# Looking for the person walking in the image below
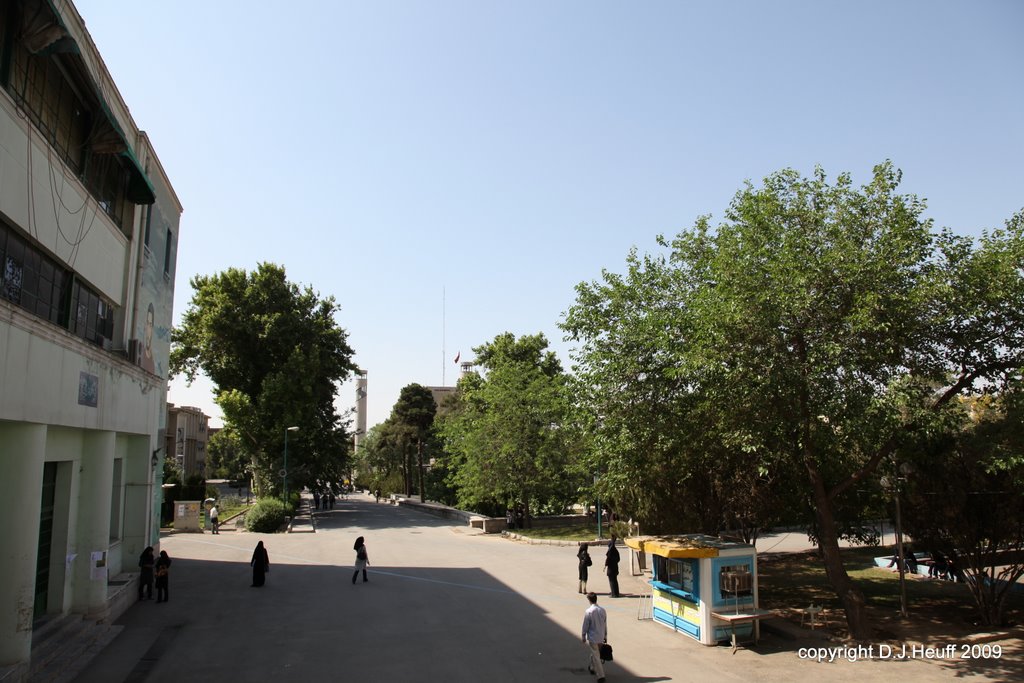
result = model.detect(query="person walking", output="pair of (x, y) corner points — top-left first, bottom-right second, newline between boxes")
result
(251, 541), (270, 587)
(605, 536), (621, 597)
(352, 536), (369, 584)
(209, 505), (219, 534)
(154, 550), (171, 603)
(581, 592), (608, 682)
(138, 546), (155, 601)
(577, 543), (592, 594)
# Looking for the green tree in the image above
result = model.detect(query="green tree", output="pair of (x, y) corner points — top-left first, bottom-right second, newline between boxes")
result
(437, 332), (577, 522)
(171, 263), (358, 498)
(207, 427), (246, 480)
(563, 250), (800, 539)
(353, 423), (406, 496)
(390, 384), (437, 502)
(565, 164), (1024, 639)
(902, 385), (1024, 627)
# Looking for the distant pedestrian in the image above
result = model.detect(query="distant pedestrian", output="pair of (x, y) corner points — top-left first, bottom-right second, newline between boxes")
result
(374, 488), (381, 503)
(577, 543), (592, 594)
(605, 536), (620, 597)
(581, 592), (608, 682)
(352, 536), (369, 584)
(155, 550), (171, 603)
(506, 508), (515, 530)
(209, 505), (219, 534)
(251, 541), (270, 587)
(328, 491), (336, 509)
(138, 547), (154, 601)
(313, 490), (321, 510)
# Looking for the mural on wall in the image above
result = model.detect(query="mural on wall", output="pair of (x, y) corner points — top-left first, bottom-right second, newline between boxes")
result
(136, 200), (176, 379)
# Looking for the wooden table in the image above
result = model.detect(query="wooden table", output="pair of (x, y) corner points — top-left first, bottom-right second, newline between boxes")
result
(711, 609), (777, 654)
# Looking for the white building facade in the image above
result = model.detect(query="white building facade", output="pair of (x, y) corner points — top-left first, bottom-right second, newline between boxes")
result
(0, 0), (180, 677)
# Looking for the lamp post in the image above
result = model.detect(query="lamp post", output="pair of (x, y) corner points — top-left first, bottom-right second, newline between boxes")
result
(882, 461), (914, 618)
(284, 426), (299, 507)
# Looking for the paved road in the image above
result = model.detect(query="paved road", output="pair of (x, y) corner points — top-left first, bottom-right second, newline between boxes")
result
(77, 493), (1020, 682)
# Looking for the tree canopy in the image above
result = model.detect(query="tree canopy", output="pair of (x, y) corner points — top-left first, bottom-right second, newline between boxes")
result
(437, 332), (581, 520)
(563, 163), (1024, 639)
(170, 263), (358, 496)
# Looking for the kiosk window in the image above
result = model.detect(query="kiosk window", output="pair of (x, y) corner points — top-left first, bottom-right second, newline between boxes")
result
(655, 556), (696, 594)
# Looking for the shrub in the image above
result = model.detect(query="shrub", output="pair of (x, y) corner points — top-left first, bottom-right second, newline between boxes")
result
(245, 498), (287, 533)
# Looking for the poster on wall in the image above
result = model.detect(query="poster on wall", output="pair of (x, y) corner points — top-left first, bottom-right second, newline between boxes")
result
(90, 550), (107, 581)
(78, 372), (98, 407)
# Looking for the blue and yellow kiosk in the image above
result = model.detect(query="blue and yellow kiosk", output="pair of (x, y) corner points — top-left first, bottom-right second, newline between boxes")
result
(624, 534), (773, 651)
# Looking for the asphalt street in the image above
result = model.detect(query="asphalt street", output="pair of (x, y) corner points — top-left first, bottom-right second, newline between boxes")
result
(75, 492), (1020, 682)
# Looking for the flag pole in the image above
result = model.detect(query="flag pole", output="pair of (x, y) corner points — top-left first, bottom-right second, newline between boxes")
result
(442, 286), (446, 387)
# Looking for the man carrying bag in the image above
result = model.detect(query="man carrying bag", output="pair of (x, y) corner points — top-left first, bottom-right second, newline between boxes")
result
(581, 592), (609, 682)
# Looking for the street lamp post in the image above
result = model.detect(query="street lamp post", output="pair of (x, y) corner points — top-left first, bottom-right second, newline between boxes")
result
(882, 461), (914, 618)
(284, 426), (299, 508)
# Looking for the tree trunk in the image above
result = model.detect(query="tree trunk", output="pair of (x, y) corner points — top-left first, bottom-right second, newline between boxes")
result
(417, 438), (425, 503)
(808, 464), (873, 640)
(404, 446), (412, 496)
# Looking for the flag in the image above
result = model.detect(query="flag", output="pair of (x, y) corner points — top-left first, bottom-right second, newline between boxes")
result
(453, 351), (461, 364)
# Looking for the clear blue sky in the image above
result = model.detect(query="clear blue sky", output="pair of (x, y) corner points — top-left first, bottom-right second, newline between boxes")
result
(75, 0), (1023, 430)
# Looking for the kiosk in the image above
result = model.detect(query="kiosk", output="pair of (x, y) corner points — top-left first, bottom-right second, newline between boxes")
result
(625, 534), (773, 650)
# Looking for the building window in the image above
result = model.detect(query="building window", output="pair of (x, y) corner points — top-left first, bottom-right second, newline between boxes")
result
(163, 229), (173, 277)
(143, 205), (152, 253)
(6, 39), (89, 173)
(1, 11), (135, 234)
(654, 556), (697, 597)
(68, 278), (114, 348)
(1, 221), (113, 349)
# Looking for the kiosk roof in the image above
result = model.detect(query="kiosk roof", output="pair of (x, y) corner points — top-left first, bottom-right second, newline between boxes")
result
(623, 534), (754, 558)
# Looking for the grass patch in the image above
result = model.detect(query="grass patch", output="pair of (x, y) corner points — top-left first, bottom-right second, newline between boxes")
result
(512, 525), (605, 541)
(759, 545), (1024, 639)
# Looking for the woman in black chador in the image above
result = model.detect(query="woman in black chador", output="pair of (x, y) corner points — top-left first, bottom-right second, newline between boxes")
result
(605, 536), (621, 597)
(138, 546), (155, 601)
(352, 536), (369, 584)
(577, 543), (592, 594)
(251, 541), (270, 587)
(155, 550), (172, 603)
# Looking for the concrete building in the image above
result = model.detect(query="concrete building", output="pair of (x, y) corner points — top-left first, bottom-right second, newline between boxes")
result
(0, 1), (180, 678)
(165, 404), (209, 479)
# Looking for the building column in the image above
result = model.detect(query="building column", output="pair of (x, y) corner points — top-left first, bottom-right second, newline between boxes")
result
(72, 431), (114, 618)
(122, 436), (152, 560)
(0, 423), (46, 668)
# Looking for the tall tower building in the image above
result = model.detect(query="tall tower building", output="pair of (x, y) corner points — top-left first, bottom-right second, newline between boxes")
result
(354, 372), (368, 452)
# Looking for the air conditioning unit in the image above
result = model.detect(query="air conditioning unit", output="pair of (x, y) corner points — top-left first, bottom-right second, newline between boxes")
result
(127, 339), (143, 365)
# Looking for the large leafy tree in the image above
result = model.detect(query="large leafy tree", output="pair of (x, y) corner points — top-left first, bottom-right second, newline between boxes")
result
(391, 383), (437, 501)
(565, 163), (1023, 639)
(171, 263), (358, 497)
(207, 426), (247, 481)
(563, 250), (798, 538)
(437, 333), (578, 521)
(353, 423), (408, 497)
(901, 385), (1024, 627)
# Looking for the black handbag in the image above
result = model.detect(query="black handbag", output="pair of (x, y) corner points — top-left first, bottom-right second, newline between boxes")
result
(599, 642), (613, 662)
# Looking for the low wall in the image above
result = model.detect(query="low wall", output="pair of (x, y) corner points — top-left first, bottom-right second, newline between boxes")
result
(396, 499), (481, 525)
(98, 572), (138, 624)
